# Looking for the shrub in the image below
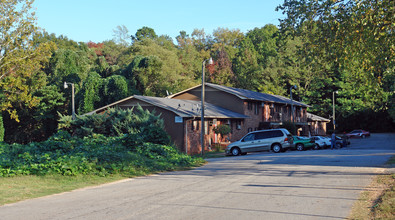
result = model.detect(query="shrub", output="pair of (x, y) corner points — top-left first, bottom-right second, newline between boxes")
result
(0, 134), (203, 177)
(58, 105), (170, 145)
(213, 124), (231, 142)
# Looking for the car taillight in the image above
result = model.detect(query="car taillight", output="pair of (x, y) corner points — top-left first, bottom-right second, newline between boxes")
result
(284, 137), (288, 142)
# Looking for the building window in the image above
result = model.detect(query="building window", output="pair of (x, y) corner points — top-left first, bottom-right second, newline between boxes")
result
(192, 120), (199, 131)
(205, 121), (209, 135)
(248, 102), (252, 110)
(254, 103), (259, 115)
(236, 120), (242, 130)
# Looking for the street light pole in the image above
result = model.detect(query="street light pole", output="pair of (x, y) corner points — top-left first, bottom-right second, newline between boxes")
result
(201, 57), (213, 156)
(64, 82), (76, 120)
(333, 91), (338, 132)
(290, 85), (297, 124)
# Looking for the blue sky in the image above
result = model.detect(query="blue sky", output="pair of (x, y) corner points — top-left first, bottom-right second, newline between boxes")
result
(33, 0), (286, 43)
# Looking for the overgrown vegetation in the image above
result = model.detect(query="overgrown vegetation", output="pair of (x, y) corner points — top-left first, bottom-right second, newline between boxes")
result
(0, 107), (203, 177)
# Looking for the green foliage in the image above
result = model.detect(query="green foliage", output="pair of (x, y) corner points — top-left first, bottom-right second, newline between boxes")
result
(77, 72), (103, 114)
(0, 0), (55, 121)
(133, 26), (158, 42)
(213, 124), (231, 136)
(48, 48), (92, 86)
(277, 0), (395, 126)
(2, 84), (65, 144)
(0, 131), (203, 177)
(58, 106), (170, 145)
(101, 75), (129, 105)
(0, 115), (4, 142)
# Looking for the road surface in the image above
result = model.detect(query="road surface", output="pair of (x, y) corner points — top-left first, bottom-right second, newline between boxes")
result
(1, 133), (394, 220)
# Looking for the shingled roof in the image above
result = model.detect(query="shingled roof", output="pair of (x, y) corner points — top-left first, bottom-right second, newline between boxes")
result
(307, 113), (330, 122)
(169, 83), (310, 107)
(86, 95), (248, 119)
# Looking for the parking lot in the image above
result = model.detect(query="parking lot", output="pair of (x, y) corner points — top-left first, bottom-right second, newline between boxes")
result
(1, 133), (394, 220)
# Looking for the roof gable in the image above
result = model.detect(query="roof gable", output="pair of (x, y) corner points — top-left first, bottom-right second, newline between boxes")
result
(86, 95), (248, 119)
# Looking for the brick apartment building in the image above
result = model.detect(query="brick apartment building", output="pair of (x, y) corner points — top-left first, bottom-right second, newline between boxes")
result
(88, 83), (329, 155)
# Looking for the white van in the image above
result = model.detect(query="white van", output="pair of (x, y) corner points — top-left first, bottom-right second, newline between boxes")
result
(225, 129), (293, 156)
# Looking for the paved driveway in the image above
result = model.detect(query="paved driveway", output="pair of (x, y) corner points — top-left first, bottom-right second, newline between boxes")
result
(1, 134), (394, 220)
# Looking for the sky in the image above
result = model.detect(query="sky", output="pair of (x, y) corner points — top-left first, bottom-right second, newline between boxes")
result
(33, 0), (286, 43)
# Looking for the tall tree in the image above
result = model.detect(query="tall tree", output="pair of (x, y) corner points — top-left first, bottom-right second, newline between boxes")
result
(132, 26), (158, 42)
(278, 0), (394, 125)
(0, 0), (54, 121)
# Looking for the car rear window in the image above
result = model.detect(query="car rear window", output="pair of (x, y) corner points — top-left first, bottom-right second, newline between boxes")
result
(257, 130), (283, 139)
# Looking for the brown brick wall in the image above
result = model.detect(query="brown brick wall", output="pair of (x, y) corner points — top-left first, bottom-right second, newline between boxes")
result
(184, 119), (221, 155)
(229, 101), (262, 142)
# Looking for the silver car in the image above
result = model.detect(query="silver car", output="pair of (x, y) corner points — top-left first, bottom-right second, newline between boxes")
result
(225, 129), (293, 156)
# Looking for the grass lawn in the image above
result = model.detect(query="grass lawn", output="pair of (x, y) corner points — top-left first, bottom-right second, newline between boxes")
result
(348, 156), (395, 219)
(0, 174), (126, 205)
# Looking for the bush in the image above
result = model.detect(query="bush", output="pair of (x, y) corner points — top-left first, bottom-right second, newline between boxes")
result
(0, 132), (203, 177)
(0, 105), (203, 177)
(58, 105), (170, 145)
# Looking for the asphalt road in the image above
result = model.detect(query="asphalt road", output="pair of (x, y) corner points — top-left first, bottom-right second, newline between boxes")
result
(1, 133), (394, 220)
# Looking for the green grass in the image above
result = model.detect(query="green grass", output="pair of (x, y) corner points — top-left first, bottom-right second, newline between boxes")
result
(0, 174), (125, 205)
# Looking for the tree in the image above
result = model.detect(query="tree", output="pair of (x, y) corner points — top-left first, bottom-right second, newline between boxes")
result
(77, 72), (103, 114)
(112, 25), (130, 46)
(176, 31), (204, 80)
(100, 75), (129, 105)
(125, 39), (192, 96)
(245, 25), (279, 68)
(132, 26), (158, 42)
(277, 0), (394, 124)
(0, 0), (54, 121)
(47, 48), (92, 87)
(211, 27), (244, 60)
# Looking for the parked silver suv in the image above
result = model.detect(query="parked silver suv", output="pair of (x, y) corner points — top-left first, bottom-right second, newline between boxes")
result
(225, 128), (293, 156)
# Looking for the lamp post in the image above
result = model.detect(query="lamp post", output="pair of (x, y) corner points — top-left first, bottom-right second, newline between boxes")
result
(290, 85), (297, 124)
(64, 82), (76, 120)
(201, 57), (213, 156)
(333, 91), (338, 132)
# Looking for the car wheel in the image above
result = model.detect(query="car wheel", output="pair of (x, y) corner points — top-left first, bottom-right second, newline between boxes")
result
(272, 144), (282, 153)
(296, 143), (304, 151)
(361, 134), (366, 139)
(313, 143), (320, 150)
(231, 147), (241, 156)
(336, 143), (342, 148)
